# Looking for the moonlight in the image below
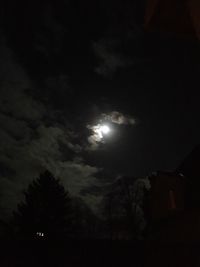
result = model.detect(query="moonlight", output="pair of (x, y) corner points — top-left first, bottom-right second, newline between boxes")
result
(99, 125), (110, 135)
(96, 124), (111, 139)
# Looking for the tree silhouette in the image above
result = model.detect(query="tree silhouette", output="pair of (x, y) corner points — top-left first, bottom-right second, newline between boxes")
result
(13, 170), (73, 240)
(104, 176), (147, 240)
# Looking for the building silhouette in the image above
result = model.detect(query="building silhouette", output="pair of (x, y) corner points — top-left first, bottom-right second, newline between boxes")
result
(145, 147), (200, 266)
(146, 146), (200, 242)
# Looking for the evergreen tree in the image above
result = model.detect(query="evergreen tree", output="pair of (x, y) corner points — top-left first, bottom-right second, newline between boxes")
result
(13, 170), (72, 240)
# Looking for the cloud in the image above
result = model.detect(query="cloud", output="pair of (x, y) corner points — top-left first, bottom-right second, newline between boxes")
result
(87, 134), (103, 151)
(86, 124), (106, 151)
(93, 39), (132, 77)
(0, 39), (101, 219)
(102, 111), (135, 125)
(57, 162), (99, 196)
(0, 85), (45, 121)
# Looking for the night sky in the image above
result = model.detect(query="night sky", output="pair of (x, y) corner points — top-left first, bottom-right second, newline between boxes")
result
(0, 0), (200, 218)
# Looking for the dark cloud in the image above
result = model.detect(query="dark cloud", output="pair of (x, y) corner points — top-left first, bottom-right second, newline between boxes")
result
(0, 39), (102, 218)
(93, 39), (132, 77)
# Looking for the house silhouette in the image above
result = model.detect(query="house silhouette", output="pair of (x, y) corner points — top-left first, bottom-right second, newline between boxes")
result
(146, 146), (200, 242)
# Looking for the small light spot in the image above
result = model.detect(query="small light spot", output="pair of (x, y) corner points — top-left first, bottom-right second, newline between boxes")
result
(36, 232), (44, 237)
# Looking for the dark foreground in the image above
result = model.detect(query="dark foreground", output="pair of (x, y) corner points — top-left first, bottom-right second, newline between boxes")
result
(1, 241), (200, 267)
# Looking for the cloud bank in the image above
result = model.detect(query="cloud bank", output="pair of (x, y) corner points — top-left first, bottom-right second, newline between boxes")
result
(0, 38), (101, 218)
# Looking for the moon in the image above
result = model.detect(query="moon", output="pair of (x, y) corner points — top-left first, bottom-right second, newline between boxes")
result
(87, 123), (111, 144)
(100, 125), (110, 135)
(95, 124), (111, 140)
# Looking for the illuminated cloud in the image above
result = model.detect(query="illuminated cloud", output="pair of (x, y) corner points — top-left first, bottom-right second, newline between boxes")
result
(102, 111), (135, 125)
